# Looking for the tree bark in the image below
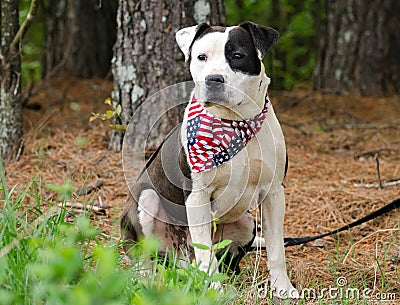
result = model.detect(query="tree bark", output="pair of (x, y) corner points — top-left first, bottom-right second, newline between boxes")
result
(314, 0), (400, 95)
(0, 0), (22, 163)
(43, 0), (117, 78)
(109, 0), (225, 151)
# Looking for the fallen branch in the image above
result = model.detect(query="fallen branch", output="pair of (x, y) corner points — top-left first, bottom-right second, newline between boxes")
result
(58, 202), (107, 215)
(374, 153), (383, 189)
(354, 179), (400, 189)
(355, 147), (400, 159)
(76, 179), (103, 196)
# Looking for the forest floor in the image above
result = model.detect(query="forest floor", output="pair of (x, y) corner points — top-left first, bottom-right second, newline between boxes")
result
(5, 76), (400, 303)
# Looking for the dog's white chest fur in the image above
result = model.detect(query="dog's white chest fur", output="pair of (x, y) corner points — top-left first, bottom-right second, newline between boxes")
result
(181, 101), (286, 223)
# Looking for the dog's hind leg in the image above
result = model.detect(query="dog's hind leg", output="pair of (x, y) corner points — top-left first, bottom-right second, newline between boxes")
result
(137, 189), (160, 237)
(120, 185), (162, 275)
(120, 183), (160, 256)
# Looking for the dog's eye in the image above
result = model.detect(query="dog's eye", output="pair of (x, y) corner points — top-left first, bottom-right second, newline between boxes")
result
(233, 53), (245, 59)
(197, 54), (207, 61)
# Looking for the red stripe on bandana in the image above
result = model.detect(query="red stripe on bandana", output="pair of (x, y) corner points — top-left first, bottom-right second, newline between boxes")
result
(186, 95), (270, 173)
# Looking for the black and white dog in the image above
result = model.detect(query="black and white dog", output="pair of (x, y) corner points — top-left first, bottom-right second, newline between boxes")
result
(121, 21), (298, 301)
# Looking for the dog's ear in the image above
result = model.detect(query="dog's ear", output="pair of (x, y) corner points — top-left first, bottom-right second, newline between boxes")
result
(239, 21), (279, 59)
(176, 23), (210, 62)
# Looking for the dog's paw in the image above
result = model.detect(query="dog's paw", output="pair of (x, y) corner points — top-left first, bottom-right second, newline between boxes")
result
(272, 287), (299, 300)
(270, 277), (299, 304)
(272, 295), (300, 305)
(271, 286), (299, 305)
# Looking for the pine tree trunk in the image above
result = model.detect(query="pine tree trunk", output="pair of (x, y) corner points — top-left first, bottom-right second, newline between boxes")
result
(0, 0), (22, 163)
(314, 0), (400, 95)
(109, 0), (225, 151)
(43, 0), (117, 78)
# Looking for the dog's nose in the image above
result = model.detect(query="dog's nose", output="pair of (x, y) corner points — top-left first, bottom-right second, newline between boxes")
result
(205, 74), (225, 89)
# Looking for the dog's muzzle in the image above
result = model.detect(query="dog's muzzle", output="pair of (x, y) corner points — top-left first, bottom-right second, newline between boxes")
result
(205, 74), (225, 89)
(204, 74), (229, 103)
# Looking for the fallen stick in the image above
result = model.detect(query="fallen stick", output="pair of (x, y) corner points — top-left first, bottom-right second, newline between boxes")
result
(354, 179), (400, 189)
(374, 153), (383, 189)
(58, 201), (107, 215)
(76, 179), (103, 196)
(355, 147), (400, 159)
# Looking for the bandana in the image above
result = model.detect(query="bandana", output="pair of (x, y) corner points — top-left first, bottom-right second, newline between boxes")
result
(186, 94), (270, 173)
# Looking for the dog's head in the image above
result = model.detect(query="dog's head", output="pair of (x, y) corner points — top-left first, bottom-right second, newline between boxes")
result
(176, 22), (279, 107)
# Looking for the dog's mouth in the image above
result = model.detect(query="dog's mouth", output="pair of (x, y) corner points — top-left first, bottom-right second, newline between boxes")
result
(204, 90), (230, 105)
(198, 82), (244, 106)
(204, 94), (243, 107)
(205, 96), (227, 104)
(204, 101), (229, 110)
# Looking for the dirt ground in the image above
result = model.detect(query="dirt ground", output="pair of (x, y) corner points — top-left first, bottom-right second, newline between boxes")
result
(5, 76), (400, 300)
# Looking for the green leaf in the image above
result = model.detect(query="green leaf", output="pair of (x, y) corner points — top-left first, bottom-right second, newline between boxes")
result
(89, 113), (99, 122)
(141, 236), (162, 256)
(74, 136), (87, 147)
(0, 290), (15, 305)
(93, 246), (117, 277)
(45, 181), (74, 200)
(109, 124), (127, 132)
(210, 273), (229, 283)
(212, 239), (232, 251)
(69, 102), (80, 112)
(314, 124), (326, 133)
(104, 110), (115, 119)
(115, 104), (122, 116)
(104, 97), (112, 106)
(76, 216), (98, 239)
(190, 243), (209, 250)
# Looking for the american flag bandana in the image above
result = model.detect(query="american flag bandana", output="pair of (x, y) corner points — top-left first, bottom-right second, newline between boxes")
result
(186, 94), (270, 173)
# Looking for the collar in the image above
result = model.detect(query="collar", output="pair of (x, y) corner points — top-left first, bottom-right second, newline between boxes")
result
(186, 94), (270, 173)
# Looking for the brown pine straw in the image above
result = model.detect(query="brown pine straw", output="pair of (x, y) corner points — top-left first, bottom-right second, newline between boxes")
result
(4, 78), (400, 299)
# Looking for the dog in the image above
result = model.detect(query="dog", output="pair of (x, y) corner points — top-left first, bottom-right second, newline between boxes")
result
(120, 21), (299, 301)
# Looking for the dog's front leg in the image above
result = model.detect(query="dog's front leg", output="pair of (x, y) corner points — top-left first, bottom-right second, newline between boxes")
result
(262, 185), (299, 301)
(186, 191), (219, 277)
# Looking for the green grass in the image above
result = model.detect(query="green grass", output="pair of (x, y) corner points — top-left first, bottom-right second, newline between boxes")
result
(0, 160), (237, 305)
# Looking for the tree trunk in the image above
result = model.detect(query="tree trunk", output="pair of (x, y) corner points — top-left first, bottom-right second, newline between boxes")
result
(43, 0), (117, 78)
(0, 0), (22, 163)
(109, 0), (225, 151)
(314, 0), (400, 95)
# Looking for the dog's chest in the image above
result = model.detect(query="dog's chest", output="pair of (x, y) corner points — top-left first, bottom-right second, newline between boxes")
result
(191, 126), (277, 222)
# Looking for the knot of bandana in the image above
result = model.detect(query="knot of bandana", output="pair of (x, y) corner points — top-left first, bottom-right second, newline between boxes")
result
(186, 95), (270, 173)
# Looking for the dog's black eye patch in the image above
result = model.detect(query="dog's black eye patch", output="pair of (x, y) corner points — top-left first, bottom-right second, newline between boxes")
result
(225, 27), (261, 75)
